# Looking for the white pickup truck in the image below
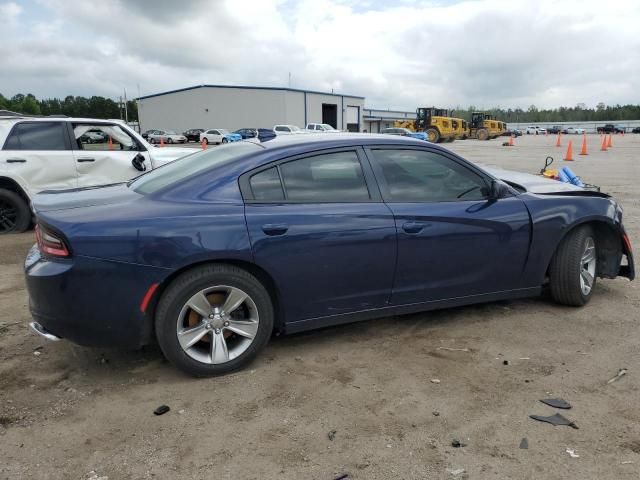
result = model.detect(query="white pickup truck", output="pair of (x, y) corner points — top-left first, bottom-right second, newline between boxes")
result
(0, 116), (193, 233)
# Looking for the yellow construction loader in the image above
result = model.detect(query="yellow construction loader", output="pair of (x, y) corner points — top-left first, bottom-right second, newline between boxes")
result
(394, 107), (457, 143)
(469, 112), (503, 140)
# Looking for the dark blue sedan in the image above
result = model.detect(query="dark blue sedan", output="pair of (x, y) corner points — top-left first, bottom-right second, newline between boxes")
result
(25, 135), (634, 376)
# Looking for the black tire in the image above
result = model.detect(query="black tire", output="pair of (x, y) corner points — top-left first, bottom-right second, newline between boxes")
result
(155, 264), (274, 377)
(167, 138), (174, 144)
(222, 138), (228, 143)
(425, 128), (440, 143)
(0, 188), (31, 234)
(477, 128), (489, 141)
(548, 226), (597, 306)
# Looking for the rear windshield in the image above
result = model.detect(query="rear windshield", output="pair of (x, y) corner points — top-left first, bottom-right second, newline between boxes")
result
(130, 142), (262, 194)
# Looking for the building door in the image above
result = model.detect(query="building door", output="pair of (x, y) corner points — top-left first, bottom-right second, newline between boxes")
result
(322, 103), (338, 129)
(346, 106), (360, 132)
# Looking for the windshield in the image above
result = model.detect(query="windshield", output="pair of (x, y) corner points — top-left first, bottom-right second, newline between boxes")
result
(321, 124), (336, 130)
(130, 142), (262, 194)
(289, 126), (301, 132)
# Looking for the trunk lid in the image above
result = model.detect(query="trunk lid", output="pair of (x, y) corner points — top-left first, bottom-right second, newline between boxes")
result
(32, 183), (140, 213)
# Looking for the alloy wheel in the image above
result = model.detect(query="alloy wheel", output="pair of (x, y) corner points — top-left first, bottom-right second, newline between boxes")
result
(580, 237), (596, 295)
(0, 200), (17, 232)
(176, 286), (259, 364)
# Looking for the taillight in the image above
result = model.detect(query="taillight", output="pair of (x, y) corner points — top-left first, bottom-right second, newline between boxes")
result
(623, 233), (633, 253)
(35, 224), (70, 258)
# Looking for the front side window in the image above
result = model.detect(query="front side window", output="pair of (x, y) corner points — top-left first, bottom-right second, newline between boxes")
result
(369, 149), (488, 202)
(3, 122), (67, 150)
(278, 151), (370, 202)
(73, 123), (138, 151)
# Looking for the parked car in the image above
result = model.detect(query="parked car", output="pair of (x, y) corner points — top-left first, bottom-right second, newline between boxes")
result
(234, 128), (277, 142)
(632, 127), (640, 134)
(563, 127), (585, 134)
(200, 129), (242, 145)
(597, 124), (625, 134)
(537, 127), (547, 134)
(525, 126), (542, 135)
(25, 134), (634, 376)
(501, 128), (522, 137)
(183, 129), (204, 142)
(0, 117), (193, 233)
(546, 126), (562, 134)
(141, 129), (161, 140)
(147, 130), (188, 144)
(306, 123), (342, 133)
(381, 127), (429, 141)
(273, 125), (304, 135)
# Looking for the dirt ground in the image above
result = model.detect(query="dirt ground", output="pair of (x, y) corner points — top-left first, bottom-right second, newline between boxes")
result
(1, 133), (639, 480)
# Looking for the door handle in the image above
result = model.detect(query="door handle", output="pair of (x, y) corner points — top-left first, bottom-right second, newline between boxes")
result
(402, 221), (427, 234)
(6, 158), (26, 163)
(77, 158), (95, 162)
(262, 223), (289, 236)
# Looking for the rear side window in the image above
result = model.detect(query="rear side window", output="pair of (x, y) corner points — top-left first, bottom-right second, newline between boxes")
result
(250, 167), (284, 201)
(3, 122), (67, 150)
(280, 151), (370, 202)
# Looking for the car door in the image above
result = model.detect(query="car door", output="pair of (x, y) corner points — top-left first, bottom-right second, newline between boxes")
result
(70, 122), (150, 187)
(365, 146), (531, 305)
(242, 148), (397, 324)
(0, 121), (77, 195)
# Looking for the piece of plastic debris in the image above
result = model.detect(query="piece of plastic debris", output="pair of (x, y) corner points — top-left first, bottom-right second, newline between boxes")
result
(33, 351), (41, 357)
(328, 430), (337, 441)
(386, 444), (392, 448)
(621, 461), (634, 464)
(530, 413), (578, 429)
(153, 405), (170, 416)
(334, 474), (349, 480)
(519, 438), (528, 449)
(540, 398), (572, 409)
(437, 347), (470, 352)
(566, 448), (580, 458)
(451, 439), (467, 448)
(519, 357), (530, 360)
(177, 409), (185, 415)
(607, 368), (627, 384)
(503, 360), (510, 365)
(431, 379), (441, 384)
(447, 468), (465, 476)
(433, 411), (440, 416)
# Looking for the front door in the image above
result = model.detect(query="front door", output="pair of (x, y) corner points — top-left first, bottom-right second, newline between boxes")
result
(366, 147), (531, 305)
(243, 149), (396, 323)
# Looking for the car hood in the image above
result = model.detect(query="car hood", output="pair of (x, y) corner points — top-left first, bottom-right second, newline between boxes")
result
(33, 183), (139, 213)
(149, 146), (194, 165)
(481, 165), (590, 194)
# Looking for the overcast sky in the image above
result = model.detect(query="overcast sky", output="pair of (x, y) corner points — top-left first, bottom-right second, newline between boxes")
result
(2, 0), (639, 110)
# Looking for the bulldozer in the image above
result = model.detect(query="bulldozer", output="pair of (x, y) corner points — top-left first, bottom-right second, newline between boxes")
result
(394, 107), (457, 143)
(469, 112), (503, 140)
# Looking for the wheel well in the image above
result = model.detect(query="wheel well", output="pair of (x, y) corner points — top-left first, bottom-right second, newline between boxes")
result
(547, 220), (622, 279)
(143, 259), (284, 344)
(0, 176), (29, 204)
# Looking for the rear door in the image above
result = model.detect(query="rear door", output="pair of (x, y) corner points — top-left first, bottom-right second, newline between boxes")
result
(365, 146), (531, 305)
(242, 148), (397, 323)
(0, 121), (77, 195)
(70, 122), (150, 187)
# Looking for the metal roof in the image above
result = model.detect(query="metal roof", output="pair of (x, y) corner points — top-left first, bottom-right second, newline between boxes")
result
(136, 84), (365, 101)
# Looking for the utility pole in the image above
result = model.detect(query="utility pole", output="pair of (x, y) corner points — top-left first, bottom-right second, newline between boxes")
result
(124, 89), (129, 124)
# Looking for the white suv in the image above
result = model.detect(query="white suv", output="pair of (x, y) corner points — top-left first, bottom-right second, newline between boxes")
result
(0, 116), (193, 233)
(305, 123), (342, 133)
(273, 125), (304, 135)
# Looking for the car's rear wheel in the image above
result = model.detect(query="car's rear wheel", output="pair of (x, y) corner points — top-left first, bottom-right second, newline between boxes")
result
(0, 189), (31, 234)
(222, 138), (228, 143)
(168, 138), (174, 144)
(549, 226), (597, 306)
(155, 264), (274, 376)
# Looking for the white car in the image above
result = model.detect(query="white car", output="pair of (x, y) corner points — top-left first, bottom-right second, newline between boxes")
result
(273, 125), (304, 135)
(147, 130), (187, 144)
(306, 123), (342, 133)
(0, 116), (193, 233)
(199, 129), (242, 145)
(564, 127), (585, 134)
(525, 126), (546, 135)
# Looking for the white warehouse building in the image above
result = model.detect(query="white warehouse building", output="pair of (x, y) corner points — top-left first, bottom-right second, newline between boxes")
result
(136, 84), (365, 133)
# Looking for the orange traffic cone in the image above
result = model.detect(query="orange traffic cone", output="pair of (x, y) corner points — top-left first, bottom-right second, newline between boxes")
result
(607, 134), (613, 148)
(555, 133), (561, 147)
(160, 136), (165, 147)
(108, 136), (113, 150)
(201, 138), (207, 150)
(564, 140), (574, 161)
(579, 134), (588, 155)
(508, 135), (514, 146)
(601, 136), (608, 151)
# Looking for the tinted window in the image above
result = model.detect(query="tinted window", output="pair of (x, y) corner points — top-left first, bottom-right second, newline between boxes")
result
(250, 167), (284, 201)
(369, 149), (488, 202)
(130, 142), (261, 195)
(279, 151), (370, 202)
(73, 123), (138, 151)
(4, 122), (67, 150)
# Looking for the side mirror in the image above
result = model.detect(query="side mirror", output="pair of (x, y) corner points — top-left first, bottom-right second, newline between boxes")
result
(489, 180), (509, 200)
(132, 153), (147, 172)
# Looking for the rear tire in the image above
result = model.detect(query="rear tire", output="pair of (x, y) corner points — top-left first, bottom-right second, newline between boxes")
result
(477, 128), (489, 141)
(0, 188), (31, 234)
(155, 264), (274, 377)
(549, 226), (597, 306)
(426, 128), (440, 143)
(222, 138), (228, 144)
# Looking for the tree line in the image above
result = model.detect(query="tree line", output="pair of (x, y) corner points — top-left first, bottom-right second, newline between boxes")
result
(0, 93), (138, 121)
(450, 103), (640, 123)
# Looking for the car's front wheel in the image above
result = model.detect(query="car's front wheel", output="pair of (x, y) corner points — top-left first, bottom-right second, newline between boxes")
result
(549, 226), (597, 306)
(222, 138), (228, 143)
(155, 264), (274, 376)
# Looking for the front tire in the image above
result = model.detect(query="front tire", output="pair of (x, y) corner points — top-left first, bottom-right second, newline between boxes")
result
(0, 188), (31, 234)
(155, 264), (274, 377)
(549, 226), (597, 306)
(222, 138), (228, 143)
(425, 128), (440, 143)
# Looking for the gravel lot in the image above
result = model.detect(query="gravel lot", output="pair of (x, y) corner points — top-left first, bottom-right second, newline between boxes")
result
(1, 133), (638, 479)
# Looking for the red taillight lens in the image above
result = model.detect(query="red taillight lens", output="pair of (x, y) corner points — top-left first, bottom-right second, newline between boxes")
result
(623, 233), (633, 253)
(35, 224), (70, 258)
